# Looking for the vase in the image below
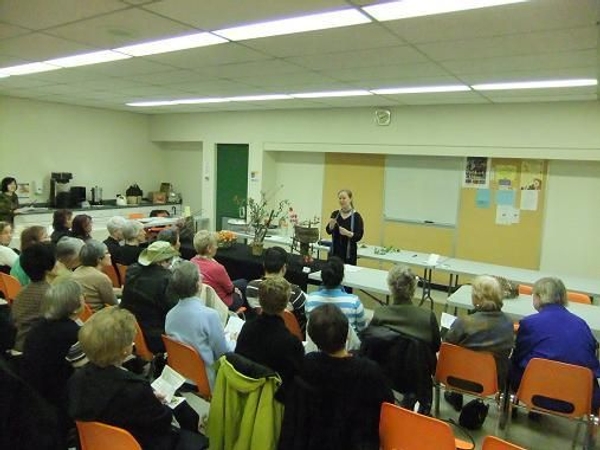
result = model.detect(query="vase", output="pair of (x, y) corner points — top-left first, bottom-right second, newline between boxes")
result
(250, 241), (264, 256)
(218, 241), (232, 249)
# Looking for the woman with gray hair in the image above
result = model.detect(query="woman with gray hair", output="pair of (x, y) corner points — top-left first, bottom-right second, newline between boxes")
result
(511, 276), (600, 411)
(72, 239), (118, 311)
(165, 260), (231, 389)
(103, 215), (127, 264)
(48, 236), (84, 284)
(21, 280), (87, 435)
(120, 219), (147, 265)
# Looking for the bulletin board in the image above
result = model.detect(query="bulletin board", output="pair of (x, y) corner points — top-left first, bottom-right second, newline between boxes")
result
(454, 158), (546, 269)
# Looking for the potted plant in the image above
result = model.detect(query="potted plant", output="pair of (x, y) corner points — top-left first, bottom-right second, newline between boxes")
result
(234, 192), (289, 255)
(292, 215), (321, 263)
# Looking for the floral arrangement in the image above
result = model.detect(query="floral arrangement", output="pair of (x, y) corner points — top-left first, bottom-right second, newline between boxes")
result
(234, 191), (290, 244)
(217, 230), (237, 248)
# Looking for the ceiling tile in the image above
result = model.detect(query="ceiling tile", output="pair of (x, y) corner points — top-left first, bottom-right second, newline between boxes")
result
(0, 0), (127, 30)
(123, 69), (205, 85)
(231, 71), (338, 89)
(321, 62), (451, 83)
(489, 93), (597, 103)
(0, 32), (93, 63)
(0, 22), (31, 40)
(45, 7), (196, 49)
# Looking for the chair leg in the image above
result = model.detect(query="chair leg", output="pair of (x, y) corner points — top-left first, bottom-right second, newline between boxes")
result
(434, 384), (441, 417)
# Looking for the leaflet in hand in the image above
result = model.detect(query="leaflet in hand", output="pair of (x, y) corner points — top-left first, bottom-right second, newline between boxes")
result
(151, 365), (186, 408)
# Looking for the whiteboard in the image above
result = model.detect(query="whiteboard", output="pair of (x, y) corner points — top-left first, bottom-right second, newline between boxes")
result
(383, 155), (462, 226)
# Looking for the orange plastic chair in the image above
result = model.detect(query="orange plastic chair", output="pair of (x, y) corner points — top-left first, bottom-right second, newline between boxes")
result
(102, 265), (121, 289)
(76, 421), (141, 450)
(567, 291), (592, 305)
(282, 310), (303, 341)
(128, 213), (144, 219)
(132, 319), (154, 362)
(508, 358), (595, 447)
(78, 302), (94, 322)
(434, 343), (500, 418)
(380, 402), (473, 450)
(116, 263), (128, 287)
(162, 334), (211, 400)
(482, 435), (526, 450)
(0, 272), (22, 304)
(518, 284), (532, 295)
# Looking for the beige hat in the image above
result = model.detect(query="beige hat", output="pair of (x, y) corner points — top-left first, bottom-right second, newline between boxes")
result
(138, 241), (179, 266)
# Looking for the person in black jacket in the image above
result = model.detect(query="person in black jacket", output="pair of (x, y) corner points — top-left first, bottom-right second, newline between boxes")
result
(120, 241), (179, 353)
(279, 304), (393, 450)
(68, 306), (207, 450)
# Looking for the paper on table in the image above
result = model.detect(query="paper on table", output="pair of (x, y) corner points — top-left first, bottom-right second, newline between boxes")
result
(152, 365), (186, 403)
(426, 254), (440, 265)
(344, 265), (361, 273)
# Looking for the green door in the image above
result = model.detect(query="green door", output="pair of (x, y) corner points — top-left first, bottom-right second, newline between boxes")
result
(216, 144), (249, 231)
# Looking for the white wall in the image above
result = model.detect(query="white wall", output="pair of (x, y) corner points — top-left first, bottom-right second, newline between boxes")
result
(0, 96), (164, 203)
(541, 160), (600, 278)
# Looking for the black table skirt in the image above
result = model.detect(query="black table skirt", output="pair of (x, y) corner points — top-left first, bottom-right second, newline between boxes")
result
(180, 242), (324, 291)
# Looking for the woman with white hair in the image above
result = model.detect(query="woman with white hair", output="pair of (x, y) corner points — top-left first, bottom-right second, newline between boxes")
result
(103, 215), (127, 264)
(511, 277), (600, 411)
(120, 220), (147, 265)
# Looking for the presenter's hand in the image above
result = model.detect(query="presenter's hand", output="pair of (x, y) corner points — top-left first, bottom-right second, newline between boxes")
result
(328, 218), (337, 229)
(339, 226), (353, 237)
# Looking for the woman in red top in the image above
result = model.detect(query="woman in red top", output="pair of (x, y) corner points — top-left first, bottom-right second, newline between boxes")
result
(190, 230), (246, 311)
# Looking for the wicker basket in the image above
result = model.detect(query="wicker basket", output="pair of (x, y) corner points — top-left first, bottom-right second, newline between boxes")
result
(294, 226), (319, 244)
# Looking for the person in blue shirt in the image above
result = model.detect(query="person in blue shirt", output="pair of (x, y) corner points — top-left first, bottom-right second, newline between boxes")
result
(510, 276), (600, 411)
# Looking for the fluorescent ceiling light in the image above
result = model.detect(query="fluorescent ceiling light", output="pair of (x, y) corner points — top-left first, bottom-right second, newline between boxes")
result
(472, 79), (598, 90)
(363, 0), (528, 21)
(0, 73), (9, 79)
(127, 100), (179, 107)
(0, 62), (60, 76)
(46, 50), (131, 68)
(292, 90), (372, 98)
(214, 9), (370, 41)
(176, 98), (230, 105)
(371, 85), (470, 94)
(229, 94), (291, 101)
(115, 32), (227, 57)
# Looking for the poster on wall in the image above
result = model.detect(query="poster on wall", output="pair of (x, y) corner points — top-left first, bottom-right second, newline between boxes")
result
(495, 164), (517, 189)
(520, 159), (544, 190)
(463, 157), (490, 188)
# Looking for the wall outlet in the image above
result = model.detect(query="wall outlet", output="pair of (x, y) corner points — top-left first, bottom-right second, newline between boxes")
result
(35, 186), (43, 195)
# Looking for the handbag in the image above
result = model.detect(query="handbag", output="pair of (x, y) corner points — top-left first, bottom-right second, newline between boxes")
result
(458, 399), (489, 430)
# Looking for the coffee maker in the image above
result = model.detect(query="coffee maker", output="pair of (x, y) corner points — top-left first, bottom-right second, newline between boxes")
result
(50, 172), (73, 208)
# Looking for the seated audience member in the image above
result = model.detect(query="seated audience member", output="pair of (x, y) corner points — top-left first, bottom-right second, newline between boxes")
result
(510, 277), (600, 411)
(191, 230), (247, 311)
(120, 241), (178, 354)
(72, 240), (118, 312)
(0, 221), (18, 269)
(362, 265), (440, 414)
(11, 225), (50, 285)
(120, 220), (147, 265)
(246, 246), (307, 332)
(21, 280), (86, 434)
(50, 209), (73, 244)
(48, 237), (84, 284)
(157, 227), (183, 269)
(68, 307), (207, 450)
(278, 304), (394, 450)
(70, 214), (93, 242)
(165, 261), (231, 389)
(306, 256), (366, 333)
(235, 276), (304, 399)
(11, 242), (56, 351)
(444, 275), (514, 411)
(103, 216), (127, 264)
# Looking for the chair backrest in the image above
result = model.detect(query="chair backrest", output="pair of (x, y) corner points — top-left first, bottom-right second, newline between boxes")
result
(282, 310), (303, 341)
(0, 272), (22, 304)
(133, 319), (154, 362)
(567, 291), (592, 305)
(128, 213), (144, 219)
(162, 334), (211, 400)
(435, 342), (499, 397)
(482, 435), (526, 450)
(379, 402), (456, 450)
(102, 265), (120, 289)
(517, 358), (593, 418)
(116, 264), (128, 287)
(518, 284), (532, 295)
(79, 302), (94, 322)
(76, 421), (141, 450)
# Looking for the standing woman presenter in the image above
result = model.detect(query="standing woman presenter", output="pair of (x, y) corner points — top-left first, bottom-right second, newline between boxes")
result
(325, 189), (364, 265)
(0, 177), (19, 225)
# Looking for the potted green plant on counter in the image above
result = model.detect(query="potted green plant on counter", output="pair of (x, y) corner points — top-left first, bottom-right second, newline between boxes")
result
(234, 192), (289, 255)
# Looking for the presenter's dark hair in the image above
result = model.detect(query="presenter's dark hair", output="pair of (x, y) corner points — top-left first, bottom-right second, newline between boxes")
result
(321, 256), (344, 288)
(1, 177), (16, 193)
(263, 246), (287, 273)
(308, 304), (348, 354)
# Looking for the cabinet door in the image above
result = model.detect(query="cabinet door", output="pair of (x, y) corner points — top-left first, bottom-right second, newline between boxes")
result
(215, 144), (248, 231)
